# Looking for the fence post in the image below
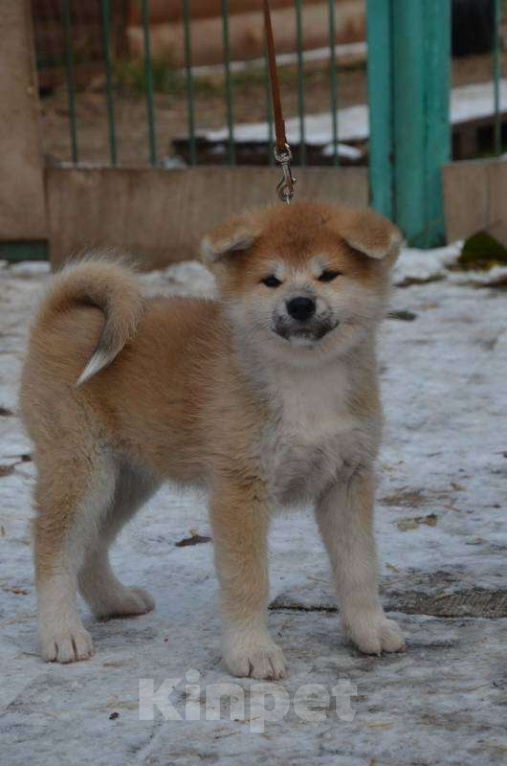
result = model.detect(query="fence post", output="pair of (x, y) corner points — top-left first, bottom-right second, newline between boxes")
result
(367, 0), (451, 247)
(0, 0), (47, 260)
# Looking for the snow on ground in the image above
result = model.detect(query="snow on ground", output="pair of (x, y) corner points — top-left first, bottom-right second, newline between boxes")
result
(1, 246), (507, 765)
(203, 80), (507, 149)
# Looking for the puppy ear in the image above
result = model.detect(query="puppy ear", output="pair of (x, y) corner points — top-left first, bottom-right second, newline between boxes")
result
(200, 217), (260, 266)
(334, 208), (403, 268)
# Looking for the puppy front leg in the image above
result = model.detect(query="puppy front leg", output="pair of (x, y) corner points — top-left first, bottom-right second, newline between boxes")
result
(209, 479), (286, 679)
(316, 469), (405, 655)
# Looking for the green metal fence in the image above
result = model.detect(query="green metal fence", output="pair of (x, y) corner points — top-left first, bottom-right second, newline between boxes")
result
(56, 0), (350, 170)
(44, 1), (506, 247)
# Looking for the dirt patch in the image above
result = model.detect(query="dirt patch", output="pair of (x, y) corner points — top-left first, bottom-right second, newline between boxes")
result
(387, 310), (418, 322)
(386, 588), (507, 619)
(395, 274), (446, 289)
(271, 588), (507, 619)
(175, 533), (212, 547)
(396, 514), (438, 532)
(380, 489), (432, 509)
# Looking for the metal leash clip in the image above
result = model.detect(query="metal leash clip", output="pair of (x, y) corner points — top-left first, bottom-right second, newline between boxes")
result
(274, 144), (296, 204)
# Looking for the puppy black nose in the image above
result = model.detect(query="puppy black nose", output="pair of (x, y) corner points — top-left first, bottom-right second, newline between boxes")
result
(286, 296), (316, 322)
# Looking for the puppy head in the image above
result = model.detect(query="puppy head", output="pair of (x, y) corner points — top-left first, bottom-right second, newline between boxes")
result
(201, 202), (402, 365)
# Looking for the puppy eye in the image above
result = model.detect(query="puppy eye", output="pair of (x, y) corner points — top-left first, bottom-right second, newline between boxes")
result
(318, 269), (341, 283)
(261, 275), (282, 288)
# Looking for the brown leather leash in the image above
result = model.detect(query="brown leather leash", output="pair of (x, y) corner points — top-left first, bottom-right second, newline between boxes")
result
(263, 0), (296, 203)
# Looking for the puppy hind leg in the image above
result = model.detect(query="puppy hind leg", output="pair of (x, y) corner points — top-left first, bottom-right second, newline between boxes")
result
(78, 463), (158, 619)
(35, 453), (117, 663)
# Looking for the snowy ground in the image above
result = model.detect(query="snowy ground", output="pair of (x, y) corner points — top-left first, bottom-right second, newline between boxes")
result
(203, 80), (507, 155)
(1, 246), (507, 765)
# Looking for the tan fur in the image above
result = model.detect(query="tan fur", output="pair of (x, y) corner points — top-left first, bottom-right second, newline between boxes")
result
(20, 202), (405, 676)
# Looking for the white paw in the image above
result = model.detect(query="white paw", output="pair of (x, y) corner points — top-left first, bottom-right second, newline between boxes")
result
(223, 631), (287, 680)
(344, 611), (405, 655)
(40, 625), (94, 664)
(94, 586), (155, 619)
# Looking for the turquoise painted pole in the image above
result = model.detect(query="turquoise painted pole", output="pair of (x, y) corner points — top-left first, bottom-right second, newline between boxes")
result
(366, 0), (451, 247)
(366, 0), (394, 221)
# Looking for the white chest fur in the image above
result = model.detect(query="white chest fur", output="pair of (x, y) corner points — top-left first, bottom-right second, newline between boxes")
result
(262, 360), (377, 506)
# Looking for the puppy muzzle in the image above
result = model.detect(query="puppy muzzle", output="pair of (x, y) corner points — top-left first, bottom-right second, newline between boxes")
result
(272, 315), (338, 343)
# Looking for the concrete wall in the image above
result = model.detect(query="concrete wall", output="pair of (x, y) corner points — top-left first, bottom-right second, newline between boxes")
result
(443, 158), (507, 246)
(0, 0), (47, 241)
(47, 166), (369, 269)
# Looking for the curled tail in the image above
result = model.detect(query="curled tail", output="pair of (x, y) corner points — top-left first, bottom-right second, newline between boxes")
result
(37, 257), (145, 386)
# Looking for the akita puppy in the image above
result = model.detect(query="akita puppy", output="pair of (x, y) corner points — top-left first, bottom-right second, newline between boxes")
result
(20, 202), (405, 678)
